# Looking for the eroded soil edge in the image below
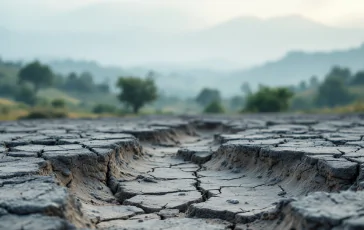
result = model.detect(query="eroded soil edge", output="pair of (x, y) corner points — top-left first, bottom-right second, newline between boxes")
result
(1, 115), (364, 230)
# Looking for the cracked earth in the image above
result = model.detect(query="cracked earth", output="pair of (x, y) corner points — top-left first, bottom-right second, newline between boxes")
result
(1, 114), (364, 230)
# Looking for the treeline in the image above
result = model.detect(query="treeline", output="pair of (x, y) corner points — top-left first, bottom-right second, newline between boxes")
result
(193, 86), (293, 113)
(1, 58), (364, 117)
(291, 66), (364, 111)
(192, 65), (364, 114)
(0, 60), (110, 105)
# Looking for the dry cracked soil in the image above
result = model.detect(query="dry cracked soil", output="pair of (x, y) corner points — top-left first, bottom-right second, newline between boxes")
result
(1, 114), (364, 230)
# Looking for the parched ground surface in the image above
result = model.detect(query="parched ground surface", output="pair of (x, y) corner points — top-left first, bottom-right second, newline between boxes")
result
(1, 114), (364, 230)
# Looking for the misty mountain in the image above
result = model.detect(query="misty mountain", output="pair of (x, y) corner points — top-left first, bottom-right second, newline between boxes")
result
(46, 43), (364, 98)
(183, 15), (364, 67)
(47, 59), (225, 97)
(1, 9), (364, 68)
(228, 43), (364, 89)
(45, 2), (206, 34)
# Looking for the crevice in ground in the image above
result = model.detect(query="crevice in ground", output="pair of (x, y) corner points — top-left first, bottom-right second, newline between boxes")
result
(4, 118), (364, 230)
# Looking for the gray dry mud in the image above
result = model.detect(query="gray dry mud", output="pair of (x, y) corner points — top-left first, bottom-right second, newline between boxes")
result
(1, 114), (364, 230)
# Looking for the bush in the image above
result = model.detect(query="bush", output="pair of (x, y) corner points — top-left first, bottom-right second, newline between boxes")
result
(0, 83), (18, 98)
(20, 109), (67, 119)
(315, 76), (354, 108)
(196, 88), (221, 107)
(14, 83), (38, 106)
(203, 100), (225, 114)
(93, 104), (117, 114)
(51, 98), (66, 108)
(244, 86), (293, 113)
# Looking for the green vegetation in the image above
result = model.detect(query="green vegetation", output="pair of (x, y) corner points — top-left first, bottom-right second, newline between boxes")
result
(14, 83), (37, 106)
(196, 88), (221, 107)
(315, 75), (353, 107)
(203, 100), (225, 114)
(1, 57), (364, 120)
(117, 76), (158, 113)
(51, 99), (66, 108)
(20, 108), (68, 119)
(93, 104), (117, 114)
(19, 61), (54, 92)
(290, 65), (364, 112)
(244, 86), (293, 112)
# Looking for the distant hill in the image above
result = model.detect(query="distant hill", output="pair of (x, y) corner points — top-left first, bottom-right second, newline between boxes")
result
(180, 15), (364, 67)
(228, 43), (364, 89)
(46, 43), (364, 97)
(2, 13), (364, 68)
(48, 59), (127, 82)
(46, 59), (223, 97)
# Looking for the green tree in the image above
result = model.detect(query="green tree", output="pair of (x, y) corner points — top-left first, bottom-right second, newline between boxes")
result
(78, 72), (94, 91)
(51, 99), (66, 108)
(116, 76), (158, 113)
(14, 83), (37, 106)
(326, 66), (352, 84)
(195, 88), (221, 106)
(0, 82), (18, 98)
(18, 61), (54, 92)
(203, 100), (225, 114)
(244, 86), (293, 112)
(315, 76), (354, 107)
(351, 71), (364, 85)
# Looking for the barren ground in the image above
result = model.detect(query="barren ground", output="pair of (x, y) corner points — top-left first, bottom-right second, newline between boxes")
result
(1, 114), (364, 230)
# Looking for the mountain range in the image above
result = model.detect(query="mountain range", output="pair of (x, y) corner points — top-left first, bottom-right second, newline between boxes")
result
(1, 1), (364, 97)
(46, 43), (364, 97)
(1, 1), (364, 68)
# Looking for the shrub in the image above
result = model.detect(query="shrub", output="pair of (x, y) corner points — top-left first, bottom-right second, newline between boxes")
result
(315, 76), (354, 108)
(20, 109), (67, 119)
(244, 86), (293, 113)
(196, 88), (221, 107)
(93, 104), (117, 114)
(14, 83), (38, 106)
(51, 98), (66, 108)
(203, 100), (225, 114)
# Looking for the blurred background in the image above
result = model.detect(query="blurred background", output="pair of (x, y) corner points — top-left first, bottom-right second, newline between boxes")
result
(1, 0), (364, 119)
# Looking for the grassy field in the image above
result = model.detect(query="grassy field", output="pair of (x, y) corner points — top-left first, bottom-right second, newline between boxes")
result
(38, 88), (81, 105)
(0, 97), (108, 120)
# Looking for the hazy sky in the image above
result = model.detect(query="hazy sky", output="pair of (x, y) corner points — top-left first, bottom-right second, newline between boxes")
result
(1, 0), (364, 29)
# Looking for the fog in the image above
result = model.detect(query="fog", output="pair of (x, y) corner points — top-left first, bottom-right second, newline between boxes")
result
(1, 0), (364, 97)
(1, 0), (364, 68)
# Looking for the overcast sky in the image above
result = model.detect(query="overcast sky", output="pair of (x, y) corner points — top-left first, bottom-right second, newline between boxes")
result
(1, 0), (364, 29)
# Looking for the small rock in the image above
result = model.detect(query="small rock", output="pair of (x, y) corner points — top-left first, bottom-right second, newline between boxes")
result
(158, 209), (179, 219)
(227, 199), (239, 204)
(61, 168), (72, 177)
